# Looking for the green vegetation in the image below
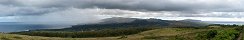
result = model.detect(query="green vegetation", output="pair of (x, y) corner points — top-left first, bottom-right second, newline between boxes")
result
(243, 32), (244, 40)
(213, 29), (239, 40)
(195, 30), (217, 40)
(140, 24), (244, 40)
(11, 27), (154, 38)
(0, 33), (118, 40)
(0, 24), (243, 40)
(0, 18), (242, 40)
(196, 29), (239, 40)
(240, 26), (244, 40)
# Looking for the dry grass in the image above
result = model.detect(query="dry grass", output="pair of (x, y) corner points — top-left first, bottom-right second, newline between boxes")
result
(0, 33), (122, 40)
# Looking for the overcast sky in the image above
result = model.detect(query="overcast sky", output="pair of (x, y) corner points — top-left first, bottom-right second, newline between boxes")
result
(0, 0), (244, 24)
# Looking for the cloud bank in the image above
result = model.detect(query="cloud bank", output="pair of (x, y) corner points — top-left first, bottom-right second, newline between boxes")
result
(1, 0), (244, 24)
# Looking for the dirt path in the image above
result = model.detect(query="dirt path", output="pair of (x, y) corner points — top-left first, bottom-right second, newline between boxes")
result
(237, 32), (243, 40)
(237, 27), (244, 40)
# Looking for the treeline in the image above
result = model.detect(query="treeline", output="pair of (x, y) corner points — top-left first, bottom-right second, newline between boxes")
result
(11, 27), (154, 38)
(208, 24), (243, 27)
(195, 27), (243, 40)
(196, 30), (239, 40)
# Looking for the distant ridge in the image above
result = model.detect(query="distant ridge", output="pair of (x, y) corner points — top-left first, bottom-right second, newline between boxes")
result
(32, 17), (209, 31)
(180, 19), (202, 22)
(99, 17), (138, 24)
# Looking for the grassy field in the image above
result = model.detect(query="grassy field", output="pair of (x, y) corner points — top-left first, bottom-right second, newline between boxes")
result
(243, 32), (244, 40)
(241, 27), (244, 40)
(0, 27), (241, 40)
(0, 28), (213, 40)
(0, 33), (130, 40)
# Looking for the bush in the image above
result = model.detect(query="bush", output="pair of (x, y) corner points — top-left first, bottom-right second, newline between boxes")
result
(196, 30), (217, 40)
(212, 29), (239, 40)
(196, 29), (239, 40)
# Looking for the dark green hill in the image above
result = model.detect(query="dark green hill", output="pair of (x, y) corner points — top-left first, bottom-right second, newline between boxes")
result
(10, 18), (210, 38)
(32, 17), (208, 31)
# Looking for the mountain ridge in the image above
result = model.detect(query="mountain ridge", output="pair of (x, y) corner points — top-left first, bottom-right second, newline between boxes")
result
(31, 17), (209, 31)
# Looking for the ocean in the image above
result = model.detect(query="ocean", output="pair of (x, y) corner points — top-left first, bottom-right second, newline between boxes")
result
(0, 23), (70, 32)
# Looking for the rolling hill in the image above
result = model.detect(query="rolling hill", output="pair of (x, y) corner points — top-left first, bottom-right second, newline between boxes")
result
(3, 26), (243, 40)
(31, 17), (208, 31)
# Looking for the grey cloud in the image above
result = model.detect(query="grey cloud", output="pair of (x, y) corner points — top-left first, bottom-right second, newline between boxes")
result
(0, 0), (243, 17)
(2, 0), (243, 12)
(0, 0), (242, 16)
(14, 8), (107, 25)
(0, 0), (244, 24)
(0, 5), (62, 16)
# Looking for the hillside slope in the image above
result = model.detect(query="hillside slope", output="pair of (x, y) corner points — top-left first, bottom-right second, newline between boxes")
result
(3, 26), (242, 40)
(0, 28), (209, 40)
(33, 17), (208, 31)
